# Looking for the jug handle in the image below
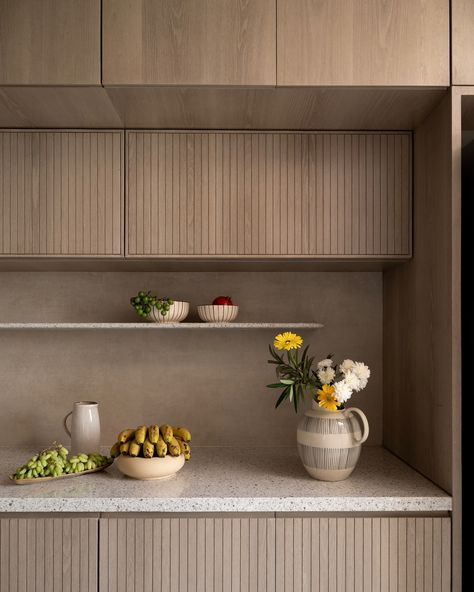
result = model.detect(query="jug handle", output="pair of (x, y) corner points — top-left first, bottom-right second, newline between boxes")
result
(63, 411), (72, 437)
(344, 407), (369, 444)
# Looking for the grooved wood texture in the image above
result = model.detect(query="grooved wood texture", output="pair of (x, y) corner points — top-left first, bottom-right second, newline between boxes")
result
(0, 0), (101, 85)
(275, 517), (451, 592)
(102, 0), (276, 85)
(98, 516), (450, 591)
(452, 0), (474, 84)
(384, 95), (453, 493)
(99, 517), (276, 592)
(0, 517), (98, 592)
(277, 0), (449, 86)
(127, 132), (412, 258)
(0, 131), (124, 256)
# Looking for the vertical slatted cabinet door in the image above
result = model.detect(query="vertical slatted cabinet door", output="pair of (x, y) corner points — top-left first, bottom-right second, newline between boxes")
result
(0, 517), (98, 592)
(126, 131), (412, 258)
(274, 517), (451, 592)
(0, 131), (124, 256)
(99, 516), (276, 592)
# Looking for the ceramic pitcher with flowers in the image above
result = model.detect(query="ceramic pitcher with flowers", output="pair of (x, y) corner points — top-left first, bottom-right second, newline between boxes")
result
(267, 335), (370, 481)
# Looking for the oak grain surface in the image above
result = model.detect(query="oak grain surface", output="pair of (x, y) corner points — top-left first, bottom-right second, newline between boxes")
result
(103, 0), (276, 85)
(0, 0), (100, 85)
(277, 0), (449, 86)
(127, 131), (412, 258)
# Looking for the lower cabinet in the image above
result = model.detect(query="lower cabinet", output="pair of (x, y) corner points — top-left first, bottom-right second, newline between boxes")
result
(0, 516), (98, 592)
(98, 516), (451, 592)
(0, 515), (451, 591)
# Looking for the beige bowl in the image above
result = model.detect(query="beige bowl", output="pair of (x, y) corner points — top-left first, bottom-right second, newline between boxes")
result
(197, 304), (239, 323)
(115, 454), (185, 480)
(149, 301), (189, 323)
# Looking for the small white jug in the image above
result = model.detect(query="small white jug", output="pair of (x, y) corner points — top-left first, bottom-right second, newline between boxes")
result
(63, 401), (101, 455)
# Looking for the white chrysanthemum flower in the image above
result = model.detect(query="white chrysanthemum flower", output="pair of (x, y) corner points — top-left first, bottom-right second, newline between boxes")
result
(344, 371), (361, 391)
(339, 359), (355, 374)
(317, 367), (335, 384)
(334, 380), (353, 403)
(358, 378), (368, 390)
(317, 358), (334, 369)
(353, 362), (371, 381)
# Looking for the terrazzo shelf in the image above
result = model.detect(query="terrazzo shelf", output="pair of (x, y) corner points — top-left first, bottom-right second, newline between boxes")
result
(0, 322), (323, 330)
(0, 447), (451, 513)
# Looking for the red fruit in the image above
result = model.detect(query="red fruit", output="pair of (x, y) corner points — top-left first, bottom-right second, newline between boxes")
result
(212, 296), (233, 305)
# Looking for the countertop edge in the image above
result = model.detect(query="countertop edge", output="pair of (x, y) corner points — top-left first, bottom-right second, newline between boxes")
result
(0, 496), (452, 514)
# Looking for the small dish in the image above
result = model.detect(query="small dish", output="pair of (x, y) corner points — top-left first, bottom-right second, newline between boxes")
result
(197, 304), (239, 323)
(115, 454), (185, 480)
(149, 301), (189, 323)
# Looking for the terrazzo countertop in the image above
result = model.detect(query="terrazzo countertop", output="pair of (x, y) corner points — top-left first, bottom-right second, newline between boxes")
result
(0, 446), (451, 513)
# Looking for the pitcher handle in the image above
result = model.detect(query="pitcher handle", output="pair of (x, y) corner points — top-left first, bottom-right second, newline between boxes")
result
(344, 407), (369, 444)
(63, 411), (72, 437)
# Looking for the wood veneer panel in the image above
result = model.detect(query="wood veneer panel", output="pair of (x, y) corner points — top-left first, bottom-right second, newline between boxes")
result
(452, 0), (474, 84)
(98, 517), (276, 592)
(102, 0), (275, 85)
(383, 95), (453, 493)
(127, 131), (412, 258)
(274, 517), (451, 592)
(0, 131), (124, 256)
(0, 0), (100, 85)
(0, 518), (98, 592)
(277, 0), (449, 86)
(105, 87), (445, 131)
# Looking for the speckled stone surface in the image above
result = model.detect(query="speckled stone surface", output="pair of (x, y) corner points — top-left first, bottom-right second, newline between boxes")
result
(0, 446), (451, 513)
(0, 322), (323, 330)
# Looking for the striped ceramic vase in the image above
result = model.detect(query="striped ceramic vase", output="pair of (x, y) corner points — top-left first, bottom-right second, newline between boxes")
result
(297, 401), (369, 481)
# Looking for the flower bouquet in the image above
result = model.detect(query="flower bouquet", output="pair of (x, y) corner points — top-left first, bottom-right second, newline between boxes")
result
(267, 332), (370, 411)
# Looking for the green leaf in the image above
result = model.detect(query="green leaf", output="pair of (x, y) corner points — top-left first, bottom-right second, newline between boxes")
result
(288, 385), (294, 402)
(275, 388), (289, 408)
(280, 379), (294, 385)
(267, 383), (285, 388)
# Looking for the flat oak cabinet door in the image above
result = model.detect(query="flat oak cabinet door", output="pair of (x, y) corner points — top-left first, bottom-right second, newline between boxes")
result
(102, 0), (276, 85)
(452, 0), (474, 84)
(0, 131), (124, 256)
(277, 0), (449, 86)
(127, 131), (412, 258)
(0, 0), (101, 85)
(0, 517), (98, 592)
(99, 516), (276, 591)
(275, 517), (451, 591)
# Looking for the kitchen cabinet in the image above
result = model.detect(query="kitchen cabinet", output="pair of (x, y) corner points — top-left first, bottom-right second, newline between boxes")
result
(102, 0), (276, 86)
(0, 516), (98, 592)
(452, 0), (474, 84)
(99, 516), (276, 591)
(97, 516), (450, 591)
(277, 0), (449, 86)
(126, 131), (412, 258)
(0, 0), (101, 85)
(275, 517), (451, 591)
(0, 131), (124, 257)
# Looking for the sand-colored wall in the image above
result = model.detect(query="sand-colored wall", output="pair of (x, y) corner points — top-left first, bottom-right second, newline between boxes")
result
(0, 271), (382, 447)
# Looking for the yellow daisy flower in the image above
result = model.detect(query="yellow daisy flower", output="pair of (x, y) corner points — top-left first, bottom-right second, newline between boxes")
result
(317, 384), (340, 411)
(273, 332), (303, 351)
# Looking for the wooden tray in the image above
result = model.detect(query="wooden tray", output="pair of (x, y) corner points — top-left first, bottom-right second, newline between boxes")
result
(9, 461), (113, 485)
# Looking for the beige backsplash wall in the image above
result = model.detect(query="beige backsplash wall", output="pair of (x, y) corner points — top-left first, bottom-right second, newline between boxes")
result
(0, 272), (382, 447)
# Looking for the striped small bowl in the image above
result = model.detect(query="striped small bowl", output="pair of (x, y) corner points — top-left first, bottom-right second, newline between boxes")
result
(149, 301), (189, 323)
(297, 401), (369, 481)
(197, 305), (239, 323)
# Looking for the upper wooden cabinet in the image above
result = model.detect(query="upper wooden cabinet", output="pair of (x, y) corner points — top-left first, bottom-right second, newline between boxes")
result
(452, 0), (474, 84)
(0, 0), (101, 85)
(102, 0), (276, 85)
(0, 131), (124, 257)
(277, 0), (449, 86)
(126, 131), (412, 258)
